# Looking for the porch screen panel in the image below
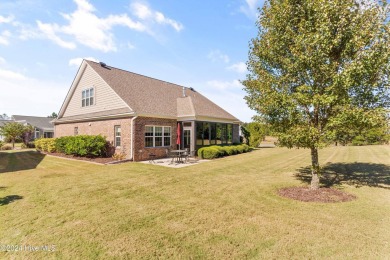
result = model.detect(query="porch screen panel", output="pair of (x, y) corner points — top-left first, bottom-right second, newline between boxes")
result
(203, 122), (210, 145)
(210, 123), (216, 145)
(227, 124), (233, 144)
(196, 122), (203, 146)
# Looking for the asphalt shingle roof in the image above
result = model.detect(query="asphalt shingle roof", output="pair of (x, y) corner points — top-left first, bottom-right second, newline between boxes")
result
(86, 60), (239, 121)
(12, 115), (54, 131)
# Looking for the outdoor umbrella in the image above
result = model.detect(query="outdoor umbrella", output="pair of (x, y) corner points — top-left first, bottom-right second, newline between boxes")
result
(176, 123), (181, 149)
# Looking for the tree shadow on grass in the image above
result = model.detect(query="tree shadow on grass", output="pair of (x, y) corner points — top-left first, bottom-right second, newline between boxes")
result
(0, 195), (23, 206)
(296, 162), (390, 189)
(0, 151), (46, 173)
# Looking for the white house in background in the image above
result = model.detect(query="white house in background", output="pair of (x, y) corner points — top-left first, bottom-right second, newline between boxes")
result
(12, 115), (54, 139)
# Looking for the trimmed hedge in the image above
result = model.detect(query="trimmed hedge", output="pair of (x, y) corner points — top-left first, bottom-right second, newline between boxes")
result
(35, 138), (56, 153)
(35, 135), (108, 157)
(57, 135), (107, 157)
(197, 144), (251, 159)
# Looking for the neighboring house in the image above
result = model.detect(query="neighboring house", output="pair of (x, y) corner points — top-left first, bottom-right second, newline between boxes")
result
(12, 115), (54, 140)
(54, 60), (241, 161)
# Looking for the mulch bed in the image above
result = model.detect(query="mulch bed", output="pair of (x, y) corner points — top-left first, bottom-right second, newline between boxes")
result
(44, 152), (119, 164)
(278, 187), (357, 203)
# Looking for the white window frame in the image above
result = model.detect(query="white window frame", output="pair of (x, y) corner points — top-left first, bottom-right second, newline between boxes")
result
(34, 128), (40, 139)
(145, 126), (171, 148)
(114, 125), (121, 148)
(82, 87), (95, 107)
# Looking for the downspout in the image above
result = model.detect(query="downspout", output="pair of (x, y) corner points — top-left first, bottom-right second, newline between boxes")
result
(130, 116), (138, 161)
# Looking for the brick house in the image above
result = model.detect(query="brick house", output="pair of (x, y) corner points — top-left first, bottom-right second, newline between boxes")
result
(54, 60), (241, 161)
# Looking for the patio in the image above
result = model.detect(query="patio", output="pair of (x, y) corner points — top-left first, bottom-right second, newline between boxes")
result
(139, 157), (210, 168)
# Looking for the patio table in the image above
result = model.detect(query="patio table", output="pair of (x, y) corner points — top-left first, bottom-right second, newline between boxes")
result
(170, 149), (188, 163)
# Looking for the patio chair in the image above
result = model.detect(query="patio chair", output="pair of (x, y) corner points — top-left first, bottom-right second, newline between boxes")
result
(186, 150), (199, 164)
(148, 153), (156, 164)
(166, 148), (175, 164)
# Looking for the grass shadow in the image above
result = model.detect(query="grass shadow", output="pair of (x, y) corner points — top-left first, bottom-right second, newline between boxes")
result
(0, 150), (46, 173)
(0, 195), (23, 206)
(296, 162), (390, 189)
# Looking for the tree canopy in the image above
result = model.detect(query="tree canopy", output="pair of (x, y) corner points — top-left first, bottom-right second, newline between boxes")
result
(0, 122), (26, 149)
(243, 0), (390, 189)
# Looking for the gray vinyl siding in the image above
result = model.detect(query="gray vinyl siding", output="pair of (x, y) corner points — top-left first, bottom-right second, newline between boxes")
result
(63, 65), (130, 117)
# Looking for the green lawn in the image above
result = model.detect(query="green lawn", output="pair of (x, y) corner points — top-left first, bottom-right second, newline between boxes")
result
(0, 146), (389, 259)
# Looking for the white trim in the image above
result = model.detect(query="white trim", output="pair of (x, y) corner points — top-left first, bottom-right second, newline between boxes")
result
(58, 60), (88, 118)
(81, 87), (95, 108)
(54, 112), (136, 124)
(130, 116), (138, 160)
(114, 125), (121, 148)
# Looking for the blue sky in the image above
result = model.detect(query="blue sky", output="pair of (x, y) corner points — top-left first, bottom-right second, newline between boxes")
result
(0, 0), (264, 122)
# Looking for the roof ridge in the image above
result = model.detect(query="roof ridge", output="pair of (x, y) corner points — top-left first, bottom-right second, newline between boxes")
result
(86, 60), (187, 90)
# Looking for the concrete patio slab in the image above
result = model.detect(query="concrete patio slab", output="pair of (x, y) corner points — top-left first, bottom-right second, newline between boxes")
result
(139, 158), (209, 168)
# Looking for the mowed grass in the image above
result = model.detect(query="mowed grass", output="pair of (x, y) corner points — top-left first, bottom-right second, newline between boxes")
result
(0, 146), (389, 259)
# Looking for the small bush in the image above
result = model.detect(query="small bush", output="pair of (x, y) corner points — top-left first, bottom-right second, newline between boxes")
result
(35, 138), (56, 153)
(1, 144), (12, 150)
(21, 143), (27, 149)
(112, 152), (126, 161)
(200, 147), (220, 159)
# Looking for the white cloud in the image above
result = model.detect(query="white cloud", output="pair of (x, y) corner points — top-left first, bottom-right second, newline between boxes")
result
(207, 79), (242, 90)
(0, 30), (11, 45)
(37, 21), (76, 49)
(31, 0), (183, 52)
(227, 62), (247, 74)
(208, 50), (230, 63)
(0, 15), (14, 24)
(36, 0), (147, 52)
(130, 2), (184, 32)
(0, 56), (5, 64)
(69, 57), (99, 68)
(0, 68), (27, 81)
(127, 42), (136, 49)
(239, 0), (261, 19)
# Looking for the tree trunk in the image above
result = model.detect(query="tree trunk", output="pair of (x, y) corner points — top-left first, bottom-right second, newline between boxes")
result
(310, 147), (320, 190)
(12, 139), (15, 149)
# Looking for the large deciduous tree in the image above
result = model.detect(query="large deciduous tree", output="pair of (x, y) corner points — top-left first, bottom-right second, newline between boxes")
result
(243, 0), (390, 189)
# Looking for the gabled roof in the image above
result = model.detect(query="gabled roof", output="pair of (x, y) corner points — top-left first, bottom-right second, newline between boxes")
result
(61, 60), (239, 122)
(12, 115), (54, 131)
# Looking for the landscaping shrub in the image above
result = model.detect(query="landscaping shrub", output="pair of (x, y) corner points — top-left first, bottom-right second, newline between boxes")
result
(197, 144), (252, 159)
(55, 136), (72, 153)
(200, 147), (220, 159)
(236, 145), (245, 154)
(35, 138), (56, 153)
(62, 135), (107, 157)
(112, 152), (126, 161)
(209, 146), (226, 157)
(1, 144), (12, 150)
